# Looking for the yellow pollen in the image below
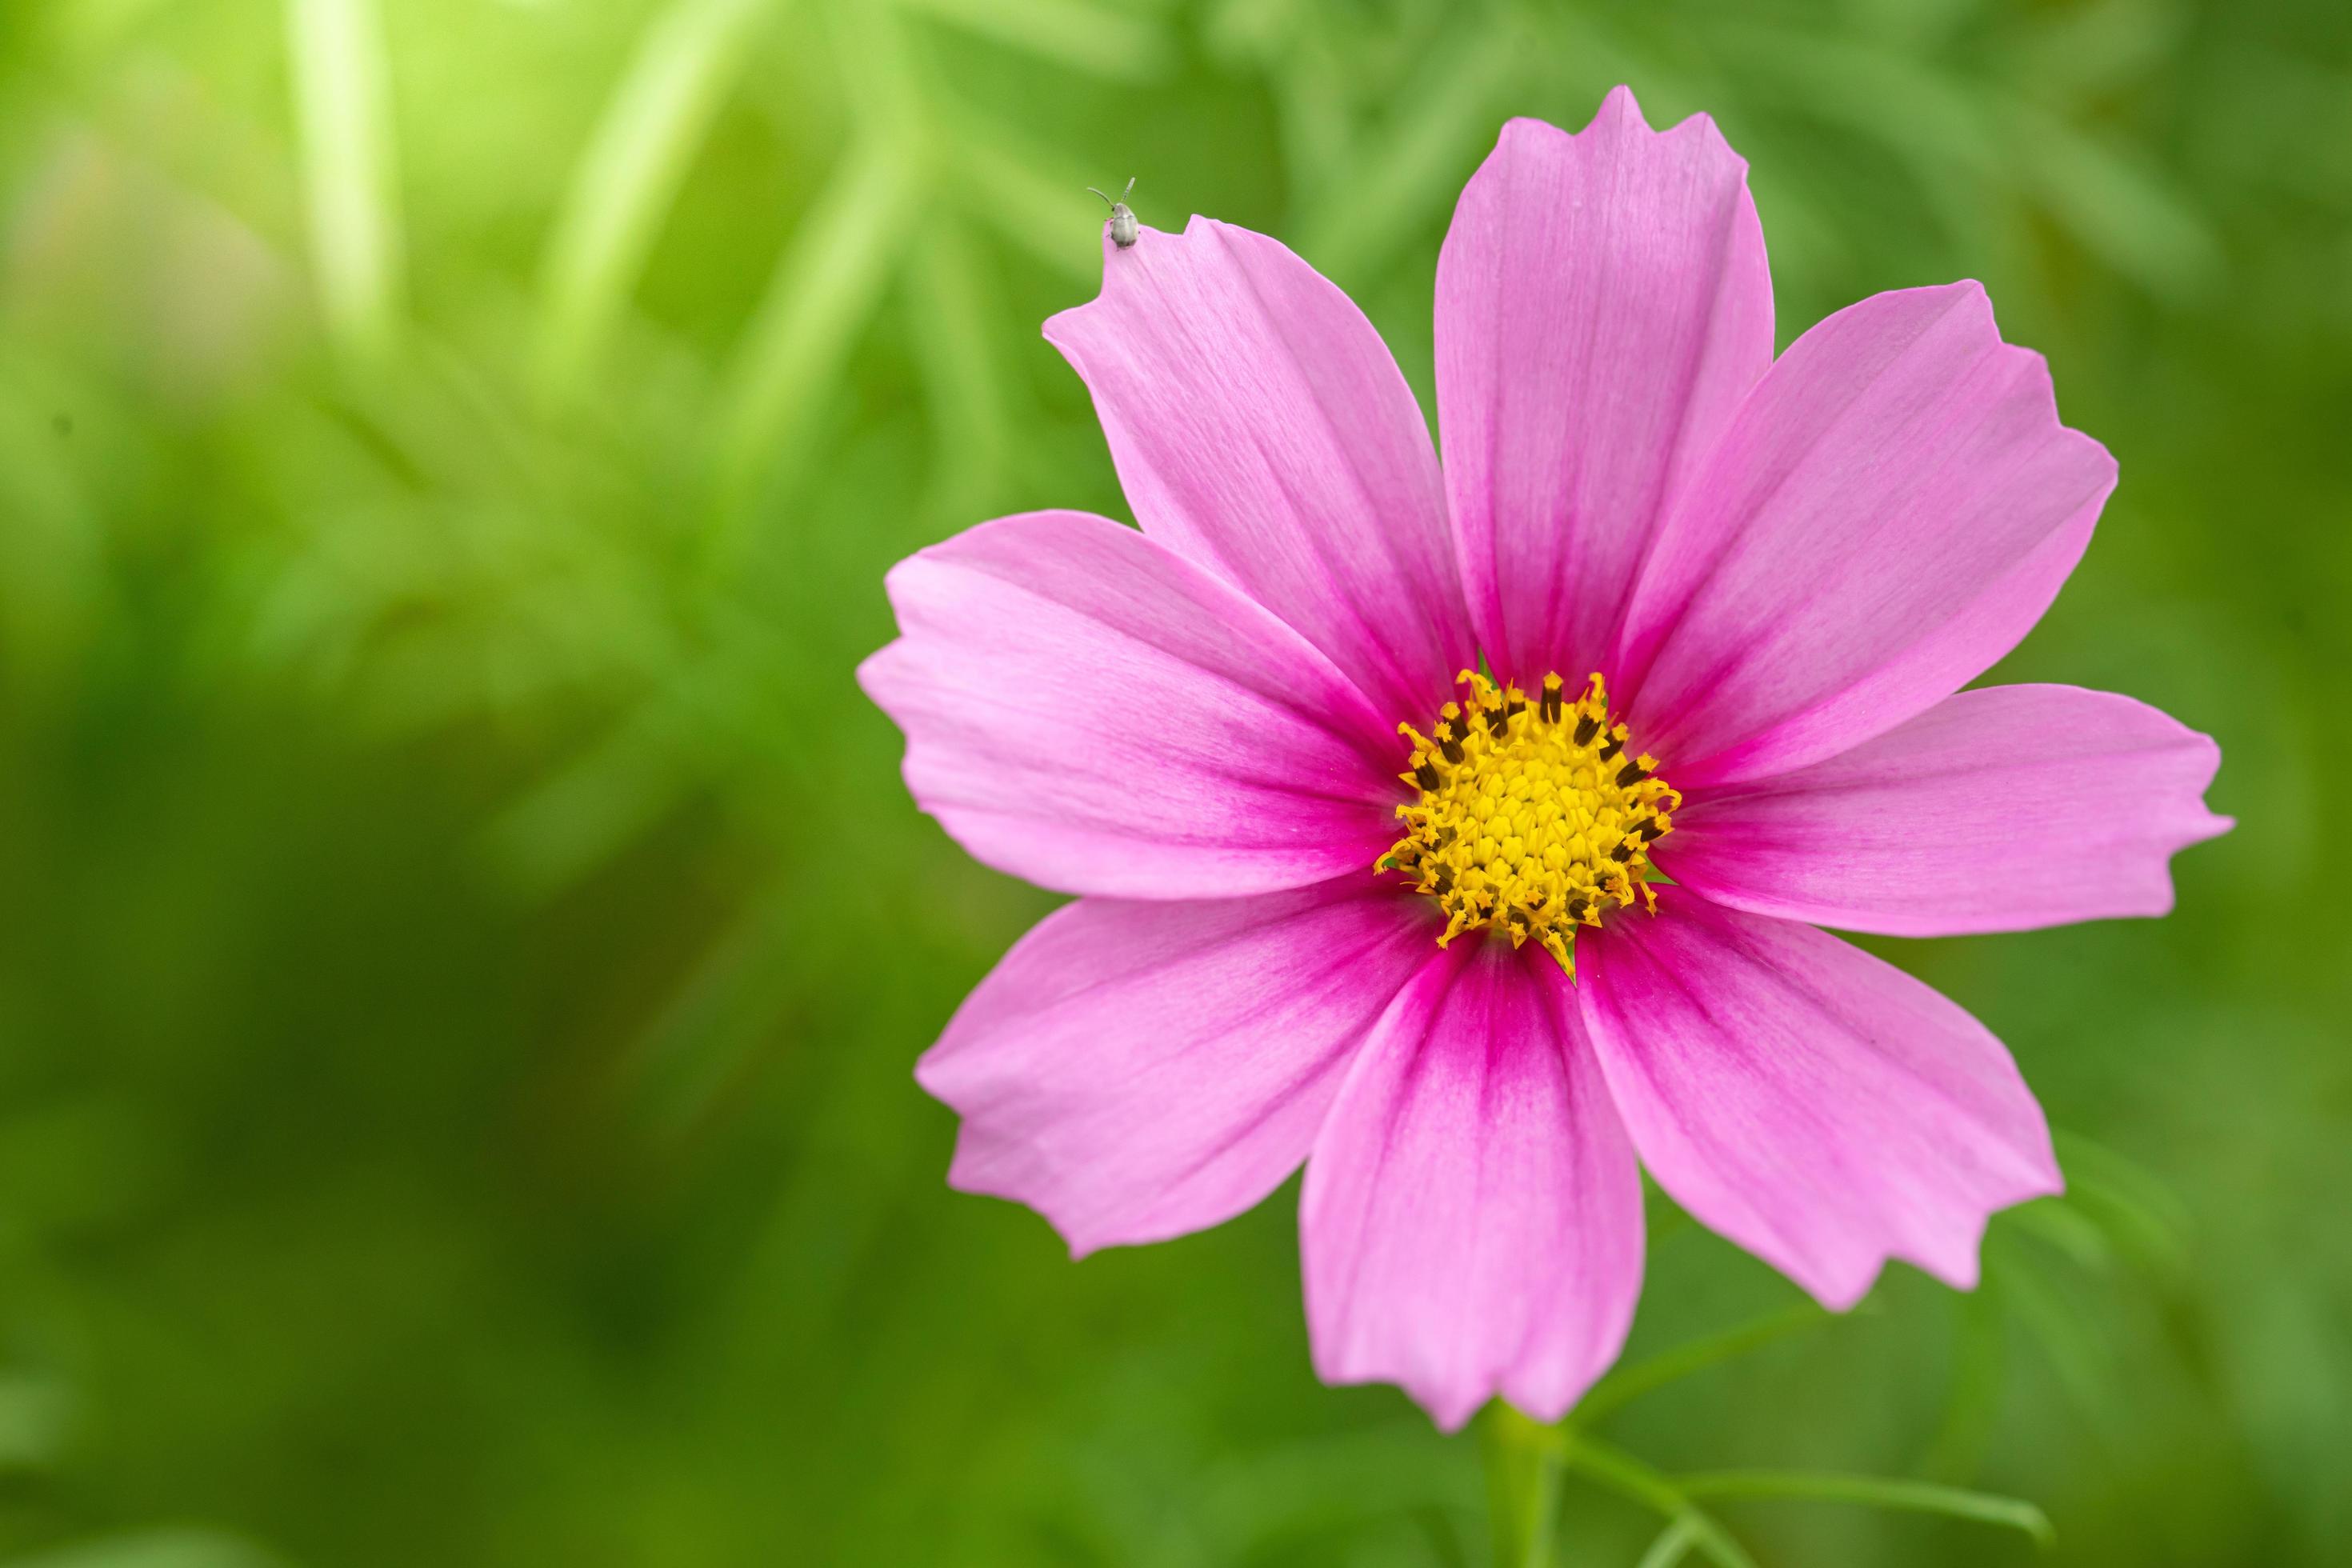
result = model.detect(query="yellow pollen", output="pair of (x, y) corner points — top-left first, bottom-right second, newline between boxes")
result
(1377, 670), (1680, 976)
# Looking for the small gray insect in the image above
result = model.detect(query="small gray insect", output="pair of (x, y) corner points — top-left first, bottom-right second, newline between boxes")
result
(1086, 177), (1139, 249)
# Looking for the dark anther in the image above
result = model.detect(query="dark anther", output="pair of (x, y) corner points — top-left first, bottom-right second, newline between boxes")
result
(1432, 866), (1455, 895)
(1572, 714), (1600, 746)
(1635, 818), (1666, 842)
(1414, 758), (1442, 791)
(1483, 706), (1509, 738)
(1598, 739), (1623, 762)
(1615, 758), (1650, 787)
(1610, 840), (1636, 862)
(1565, 896), (1590, 921)
(1438, 723), (1466, 766)
(1539, 685), (1563, 724)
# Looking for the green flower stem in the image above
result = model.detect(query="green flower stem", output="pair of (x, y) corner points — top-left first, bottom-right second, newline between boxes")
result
(1676, 1470), (2054, 1546)
(1482, 1404), (1566, 1568)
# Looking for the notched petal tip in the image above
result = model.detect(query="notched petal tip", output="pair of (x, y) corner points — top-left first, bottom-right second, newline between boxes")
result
(1661, 686), (2232, 937)
(1532, 84), (1753, 171)
(1591, 82), (1650, 132)
(1807, 1261), (1886, 1316)
(923, 886), (1435, 1261)
(1614, 273), (2129, 782)
(1796, 1158), (2061, 1312)
(1046, 218), (1229, 337)
(934, 1124), (1108, 1262)
(852, 638), (900, 706)
(1304, 1349), (1502, 1436)
(1803, 1155), (2061, 1311)
(1041, 201), (1474, 722)
(1442, 85), (1773, 694)
(1579, 900), (2058, 1318)
(2170, 739), (2235, 861)
(1919, 280), (2120, 484)
(1498, 86), (1746, 164)
(1301, 946), (1643, 1433)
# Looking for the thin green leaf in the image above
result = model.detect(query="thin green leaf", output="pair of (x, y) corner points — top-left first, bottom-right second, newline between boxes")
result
(1200, 5), (1352, 198)
(1634, 1517), (1703, 1568)
(1678, 1470), (2054, 1546)
(0, 1372), (72, 1470)
(2004, 0), (2190, 98)
(2053, 1130), (2191, 1270)
(1997, 1236), (2122, 1426)
(483, 700), (700, 899)
(1, 1530), (283, 1568)
(1714, 25), (2004, 180)
(622, 884), (810, 1150)
(283, 0), (406, 366)
(1566, 1441), (1759, 1568)
(712, 138), (923, 504)
(1570, 1302), (1834, 1428)
(1919, 1279), (2007, 1483)
(1706, 26), (2002, 257)
(899, 0), (1171, 81)
(950, 120), (1111, 286)
(535, 0), (778, 399)
(904, 211), (1015, 509)
(1291, 13), (1530, 279)
(2008, 105), (2224, 301)
(1262, 34), (1354, 201)
(827, 0), (929, 130)
(2004, 1194), (2117, 1269)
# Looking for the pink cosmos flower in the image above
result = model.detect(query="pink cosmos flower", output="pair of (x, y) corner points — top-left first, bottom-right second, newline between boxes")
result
(859, 88), (2230, 1430)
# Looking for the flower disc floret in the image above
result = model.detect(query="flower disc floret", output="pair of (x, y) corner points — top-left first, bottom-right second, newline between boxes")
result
(1379, 670), (1679, 973)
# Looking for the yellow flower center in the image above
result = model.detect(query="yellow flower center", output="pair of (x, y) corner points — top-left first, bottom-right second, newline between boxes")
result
(1378, 670), (1680, 976)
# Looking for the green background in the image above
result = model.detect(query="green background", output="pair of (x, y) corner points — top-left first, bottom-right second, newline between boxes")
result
(0, 0), (2345, 1563)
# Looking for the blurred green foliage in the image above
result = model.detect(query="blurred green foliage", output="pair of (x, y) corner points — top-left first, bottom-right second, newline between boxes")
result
(0, 0), (2346, 1562)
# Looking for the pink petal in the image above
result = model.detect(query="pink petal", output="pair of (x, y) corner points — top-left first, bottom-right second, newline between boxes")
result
(860, 510), (1404, 899)
(1578, 897), (2061, 1310)
(1437, 88), (1774, 686)
(1045, 219), (1474, 722)
(1301, 940), (1643, 1430)
(1615, 282), (2118, 787)
(916, 880), (1435, 1255)
(1661, 683), (2232, 937)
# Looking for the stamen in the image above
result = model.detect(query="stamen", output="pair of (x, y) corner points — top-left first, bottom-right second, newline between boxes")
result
(1377, 670), (1679, 976)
